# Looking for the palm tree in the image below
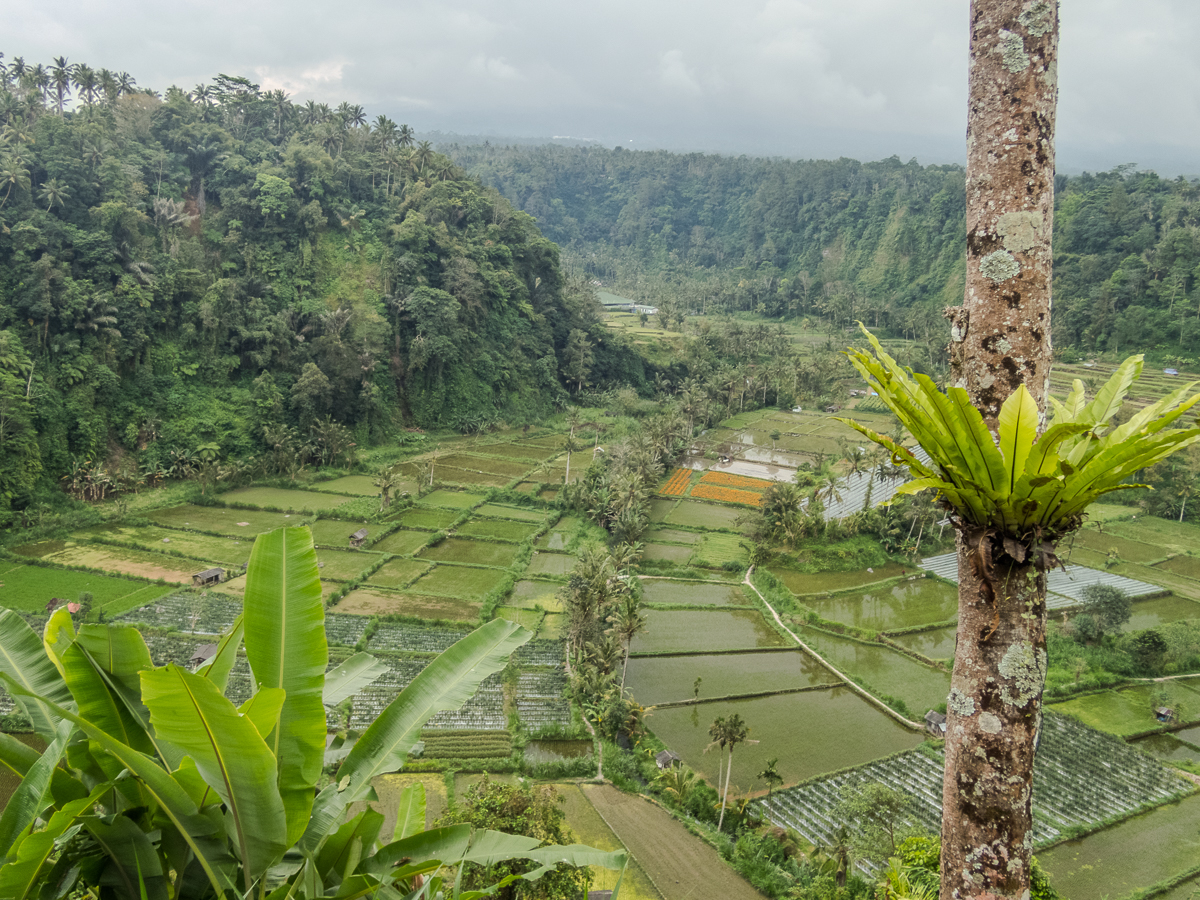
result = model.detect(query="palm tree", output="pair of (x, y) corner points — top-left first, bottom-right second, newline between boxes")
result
(707, 716), (728, 804)
(397, 123), (415, 147)
(72, 64), (97, 106)
(0, 159), (30, 209)
(374, 466), (404, 511)
(607, 592), (647, 691)
(38, 177), (69, 211)
(50, 57), (72, 114)
(117, 72), (137, 97)
(717, 714), (751, 832)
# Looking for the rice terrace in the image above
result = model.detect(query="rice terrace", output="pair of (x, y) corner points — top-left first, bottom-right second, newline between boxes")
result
(5, 16), (1200, 898)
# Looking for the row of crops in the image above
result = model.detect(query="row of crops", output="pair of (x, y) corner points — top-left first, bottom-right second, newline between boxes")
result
(757, 713), (1193, 875)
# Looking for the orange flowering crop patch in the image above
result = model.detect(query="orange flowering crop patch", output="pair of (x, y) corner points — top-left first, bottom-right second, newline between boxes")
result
(691, 483), (762, 507)
(699, 470), (772, 492)
(659, 468), (692, 497)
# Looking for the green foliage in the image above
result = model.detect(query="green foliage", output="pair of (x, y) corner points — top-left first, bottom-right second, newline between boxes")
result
(1080, 583), (1132, 637)
(831, 781), (923, 867)
(0, 524), (625, 899)
(896, 836), (1061, 900)
(842, 329), (1200, 545)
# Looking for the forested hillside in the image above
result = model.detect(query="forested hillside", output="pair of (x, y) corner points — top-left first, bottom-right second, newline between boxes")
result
(451, 145), (1200, 357)
(0, 60), (643, 514)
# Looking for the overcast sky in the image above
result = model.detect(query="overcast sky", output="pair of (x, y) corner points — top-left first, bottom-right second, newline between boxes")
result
(7, 0), (1199, 174)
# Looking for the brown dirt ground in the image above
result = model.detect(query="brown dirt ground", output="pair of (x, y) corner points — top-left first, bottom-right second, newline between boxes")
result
(48, 546), (194, 584)
(333, 588), (480, 620)
(583, 784), (767, 900)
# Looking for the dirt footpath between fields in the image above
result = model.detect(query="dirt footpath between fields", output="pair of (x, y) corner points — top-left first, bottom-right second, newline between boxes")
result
(583, 783), (767, 900)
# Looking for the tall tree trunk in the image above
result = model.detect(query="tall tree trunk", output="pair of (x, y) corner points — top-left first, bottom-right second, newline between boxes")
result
(941, 3), (1058, 899)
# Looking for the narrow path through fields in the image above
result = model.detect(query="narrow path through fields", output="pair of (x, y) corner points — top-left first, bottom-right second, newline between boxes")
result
(583, 784), (767, 900)
(743, 567), (924, 730)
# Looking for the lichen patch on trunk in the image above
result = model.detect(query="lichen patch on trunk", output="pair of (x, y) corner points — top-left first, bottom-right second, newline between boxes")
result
(998, 641), (1046, 707)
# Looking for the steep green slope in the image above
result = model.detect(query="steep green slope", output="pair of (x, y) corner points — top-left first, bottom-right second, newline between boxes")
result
(0, 65), (643, 512)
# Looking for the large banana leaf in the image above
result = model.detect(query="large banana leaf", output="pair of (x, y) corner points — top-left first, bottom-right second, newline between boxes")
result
(140, 665), (288, 882)
(243, 527), (328, 846)
(0, 675), (235, 897)
(323, 652), (388, 706)
(0, 731), (86, 807)
(302, 619), (531, 853)
(0, 720), (73, 858)
(0, 610), (72, 742)
(84, 814), (169, 900)
(195, 614), (244, 692)
(0, 792), (102, 900)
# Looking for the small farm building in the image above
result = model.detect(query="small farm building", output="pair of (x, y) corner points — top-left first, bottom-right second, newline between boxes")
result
(1157, 707), (1176, 722)
(349, 528), (369, 548)
(190, 644), (219, 669)
(46, 598), (64, 612)
(656, 749), (682, 769)
(192, 568), (223, 586)
(924, 710), (947, 735)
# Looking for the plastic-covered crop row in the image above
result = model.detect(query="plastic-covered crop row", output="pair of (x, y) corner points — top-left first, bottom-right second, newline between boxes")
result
(367, 624), (472, 654)
(325, 613), (369, 647)
(117, 593), (242, 635)
(514, 639), (566, 668)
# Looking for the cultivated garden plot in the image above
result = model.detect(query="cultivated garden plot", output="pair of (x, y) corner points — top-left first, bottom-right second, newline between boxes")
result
(768, 562), (914, 596)
(688, 532), (748, 568)
(420, 730), (514, 760)
(75, 524), (255, 566)
(419, 538), (519, 568)
(419, 490), (485, 510)
(625, 650), (837, 706)
(117, 591), (242, 635)
(410, 564), (510, 601)
(0, 565), (171, 614)
(391, 508), (460, 530)
(795, 627), (952, 716)
(371, 529), (433, 555)
(365, 558), (434, 589)
(800, 580), (959, 632)
(524, 552), (573, 577)
(507, 580), (564, 611)
(514, 672), (572, 729)
(324, 613), (370, 647)
(221, 487), (352, 511)
(630, 609), (788, 654)
(44, 544), (201, 584)
(552, 785), (663, 900)
(310, 474), (386, 496)
(435, 454), (533, 478)
(456, 519), (539, 542)
(366, 623), (473, 654)
(471, 442), (560, 462)
(1049, 682), (1200, 737)
(1157, 555), (1200, 580)
(639, 580), (749, 607)
(652, 688), (922, 791)
(494, 607), (544, 631)
(759, 712), (1193, 876)
(432, 469), (511, 488)
(1066, 528), (1166, 564)
(1108, 516), (1200, 556)
(642, 543), (693, 564)
(1039, 793), (1200, 900)
(1133, 733), (1200, 765)
(644, 527), (702, 545)
(143, 504), (298, 535)
(335, 589), (481, 621)
(473, 503), (547, 523)
(514, 639), (567, 668)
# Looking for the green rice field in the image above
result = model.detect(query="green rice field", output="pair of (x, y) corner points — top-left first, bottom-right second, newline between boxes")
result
(802, 580), (959, 632)
(797, 627), (952, 715)
(644, 527), (702, 545)
(473, 442), (559, 462)
(524, 552), (573, 576)
(508, 580), (564, 611)
(1039, 794), (1200, 900)
(769, 562), (914, 595)
(1067, 528), (1165, 564)
(419, 490), (485, 509)
(73, 524), (254, 565)
(630, 609), (788, 654)
(1158, 556), (1200, 580)
(420, 538), (518, 568)
(494, 606), (544, 630)
(1133, 733), (1200, 765)
(309, 519), (374, 547)
(366, 558), (434, 589)
(0, 565), (172, 614)
(1109, 517), (1200, 555)
(1049, 683), (1200, 737)
(436, 468), (509, 487)
(664, 501), (744, 530)
(312, 475), (386, 496)
(690, 533), (748, 567)
(642, 543), (693, 564)
(650, 689), (922, 788)
(221, 487), (350, 511)
(411, 564), (510, 600)
(456, 519), (538, 542)
(334, 588), (480, 621)
(640, 580), (748, 607)
(437, 454), (530, 477)
(372, 529), (433, 555)
(1122, 595), (1200, 631)
(392, 508), (460, 530)
(474, 503), (546, 522)
(315, 549), (379, 581)
(145, 504), (297, 535)
(625, 650), (835, 706)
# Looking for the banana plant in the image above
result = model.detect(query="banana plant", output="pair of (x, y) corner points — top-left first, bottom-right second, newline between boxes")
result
(837, 326), (1200, 558)
(0, 526), (625, 900)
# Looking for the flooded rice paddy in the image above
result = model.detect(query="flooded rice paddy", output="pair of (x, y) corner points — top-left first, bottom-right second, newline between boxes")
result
(630, 609), (788, 654)
(640, 580), (748, 607)
(650, 689), (921, 788)
(801, 580), (959, 632)
(888, 625), (958, 661)
(768, 562), (914, 595)
(625, 650), (835, 706)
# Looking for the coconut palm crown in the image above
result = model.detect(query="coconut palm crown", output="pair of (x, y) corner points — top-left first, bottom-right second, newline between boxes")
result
(836, 325), (1200, 563)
